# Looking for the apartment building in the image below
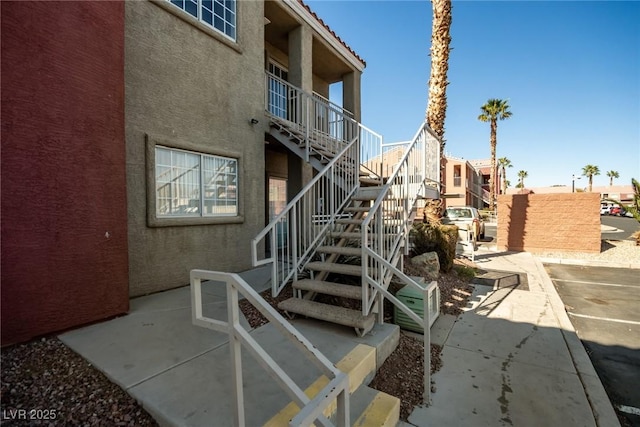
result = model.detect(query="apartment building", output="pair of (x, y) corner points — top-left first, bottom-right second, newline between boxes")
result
(1, 0), (367, 344)
(441, 156), (487, 208)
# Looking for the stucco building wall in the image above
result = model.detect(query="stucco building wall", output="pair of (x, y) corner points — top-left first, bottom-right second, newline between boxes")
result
(496, 193), (601, 253)
(125, 1), (266, 296)
(1, 1), (129, 345)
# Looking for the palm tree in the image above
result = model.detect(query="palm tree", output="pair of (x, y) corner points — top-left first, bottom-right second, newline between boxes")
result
(478, 99), (513, 211)
(425, 0), (452, 188)
(497, 157), (512, 195)
(517, 170), (528, 190)
(582, 164), (600, 192)
(606, 170), (619, 186)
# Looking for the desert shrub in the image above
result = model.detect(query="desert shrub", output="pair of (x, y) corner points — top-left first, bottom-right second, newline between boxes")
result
(453, 264), (476, 280)
(410, 222), (457, 272)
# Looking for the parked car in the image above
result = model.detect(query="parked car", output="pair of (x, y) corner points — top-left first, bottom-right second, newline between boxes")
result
(600, 205), (612, 215)
(610, 206), (622, 216)
(442, 206), (485, 240)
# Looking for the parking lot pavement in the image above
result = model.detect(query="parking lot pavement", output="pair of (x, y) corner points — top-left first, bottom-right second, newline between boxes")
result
(545, 263), (640, 427)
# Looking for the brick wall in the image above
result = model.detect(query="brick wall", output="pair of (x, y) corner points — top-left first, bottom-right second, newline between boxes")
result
(496, 192), (601, 253)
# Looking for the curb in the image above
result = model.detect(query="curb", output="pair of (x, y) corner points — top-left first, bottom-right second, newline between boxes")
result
(531, 256), (621, 427)
(537, 257), (640, 270)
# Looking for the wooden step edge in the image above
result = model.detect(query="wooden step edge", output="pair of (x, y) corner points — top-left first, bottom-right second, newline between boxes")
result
(293, 279), (362, 299)
(264, 343), (377, 427)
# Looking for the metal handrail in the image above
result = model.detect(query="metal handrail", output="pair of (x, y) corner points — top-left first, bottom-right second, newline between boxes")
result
(251, 138), (361, 296)
(191, 269), (349, 426)
(257, 73), (383, 297)
(359, 122), (440, 316)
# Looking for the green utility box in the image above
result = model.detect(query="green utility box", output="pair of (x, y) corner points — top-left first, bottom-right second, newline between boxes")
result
(394, 281), (439, 333)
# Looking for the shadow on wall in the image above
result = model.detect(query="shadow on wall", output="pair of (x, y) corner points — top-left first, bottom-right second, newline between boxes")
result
(504, 194), (529, 252)
(496, 192), (601, 253)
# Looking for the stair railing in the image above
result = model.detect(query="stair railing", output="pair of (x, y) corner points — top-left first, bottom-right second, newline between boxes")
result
(265, 72), (381, 167)
(252, 137), (361, 297)
(191, 269), (349, 426)
(359, 122), (441, 316)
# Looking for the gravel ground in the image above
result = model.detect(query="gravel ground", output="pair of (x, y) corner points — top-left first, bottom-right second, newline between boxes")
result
(1, 337), (158, 427)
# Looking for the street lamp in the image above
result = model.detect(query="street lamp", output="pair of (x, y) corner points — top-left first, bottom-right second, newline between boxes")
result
(572, 174), (582, 193)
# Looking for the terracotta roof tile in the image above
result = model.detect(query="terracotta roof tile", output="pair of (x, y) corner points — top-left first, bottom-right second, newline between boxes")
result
(297, 0), (366, 67)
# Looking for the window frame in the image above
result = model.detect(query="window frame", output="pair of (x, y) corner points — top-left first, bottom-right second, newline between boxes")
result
(151, 0), (242, 54)
(167, 0), (237, 41)
(146, 134), (243, 227)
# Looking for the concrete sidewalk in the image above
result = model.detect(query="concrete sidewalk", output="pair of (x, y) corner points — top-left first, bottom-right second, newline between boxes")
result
(58, 250), (621, 426)
(405, 250), (620, 427)
(58, 265), (400, 427)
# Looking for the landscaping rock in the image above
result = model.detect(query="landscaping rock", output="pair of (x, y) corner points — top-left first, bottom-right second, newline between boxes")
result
(410, 252), (440, 280)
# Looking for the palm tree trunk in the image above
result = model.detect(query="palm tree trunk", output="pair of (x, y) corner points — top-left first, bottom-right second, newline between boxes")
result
(489, 119), (497, 211)
(425, 0), (452, 189)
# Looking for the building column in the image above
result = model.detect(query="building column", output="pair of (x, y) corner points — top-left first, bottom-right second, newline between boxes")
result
(287, 25), (313, 196)
(343, 70), (362, 122)
(288, 25), (313, 93)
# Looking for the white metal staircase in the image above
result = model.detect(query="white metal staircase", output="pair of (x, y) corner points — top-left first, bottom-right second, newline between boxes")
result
(253, 72), (441, 337)
(190, 73), (441, 426)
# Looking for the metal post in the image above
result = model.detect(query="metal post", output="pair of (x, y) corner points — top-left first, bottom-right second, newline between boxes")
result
(423, 282), (431, 406)
(227, 282), (245, 425)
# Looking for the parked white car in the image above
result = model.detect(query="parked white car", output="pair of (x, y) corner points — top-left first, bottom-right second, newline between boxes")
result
(442, 206), (485, 240)
(600, 205), (612, 215)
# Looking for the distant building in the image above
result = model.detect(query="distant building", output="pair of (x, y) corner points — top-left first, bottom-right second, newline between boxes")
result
(441, 156), (487, 209)
(506, 184), (635, 206)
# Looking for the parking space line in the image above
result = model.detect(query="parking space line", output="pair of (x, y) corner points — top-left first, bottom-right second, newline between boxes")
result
(616, 404), (640, 416)
(555, 279), (637, 289)
(568, 312), (640, 326)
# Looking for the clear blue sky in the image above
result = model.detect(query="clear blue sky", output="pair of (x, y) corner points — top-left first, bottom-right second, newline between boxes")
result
(306, 0), (640, 189)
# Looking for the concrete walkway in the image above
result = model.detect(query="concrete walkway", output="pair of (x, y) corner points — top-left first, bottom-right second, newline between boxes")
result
(405, 249), (620, 427)
(59, 250), (621, 426)
(58, 265), (400, 427)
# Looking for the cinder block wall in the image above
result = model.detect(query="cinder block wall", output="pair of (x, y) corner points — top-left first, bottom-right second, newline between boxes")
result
(496, 192), (601, 253)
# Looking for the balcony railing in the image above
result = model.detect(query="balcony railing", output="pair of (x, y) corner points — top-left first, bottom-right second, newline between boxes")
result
(265, 72), (382, 175)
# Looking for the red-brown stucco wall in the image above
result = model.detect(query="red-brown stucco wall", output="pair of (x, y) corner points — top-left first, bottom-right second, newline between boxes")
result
(496, 192), (601, 253)
(1, 1), (128, 345)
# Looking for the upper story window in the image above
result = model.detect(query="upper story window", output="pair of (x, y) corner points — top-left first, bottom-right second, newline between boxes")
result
(169, 0), (236, 40)
(156, 146), (238, 217)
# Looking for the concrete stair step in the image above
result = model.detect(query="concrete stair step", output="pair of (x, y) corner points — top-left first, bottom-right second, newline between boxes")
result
(344, 206), (371, 213)
(359, 176), (384, 186)
(353, 186), (384, 201)
(327, 231), (390, 240)
(327, 231), (363, 240)
(350, 386), (400, 427)
(264, 343), (399, 427)
(278, 298), (375, 335)
(335, 218), (365, 226)
(306, 261), (363, 276)
(316, 245), (362, 256)
(293, 279), (362, 299)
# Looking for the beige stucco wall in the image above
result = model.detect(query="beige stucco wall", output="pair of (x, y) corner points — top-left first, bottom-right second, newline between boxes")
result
(125, 1), (266, 296)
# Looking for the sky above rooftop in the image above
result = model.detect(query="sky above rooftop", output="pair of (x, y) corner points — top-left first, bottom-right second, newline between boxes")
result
(306, 0), (640, 189)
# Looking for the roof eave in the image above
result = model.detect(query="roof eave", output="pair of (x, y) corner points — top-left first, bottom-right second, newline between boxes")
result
(283, 0), (366, 72)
